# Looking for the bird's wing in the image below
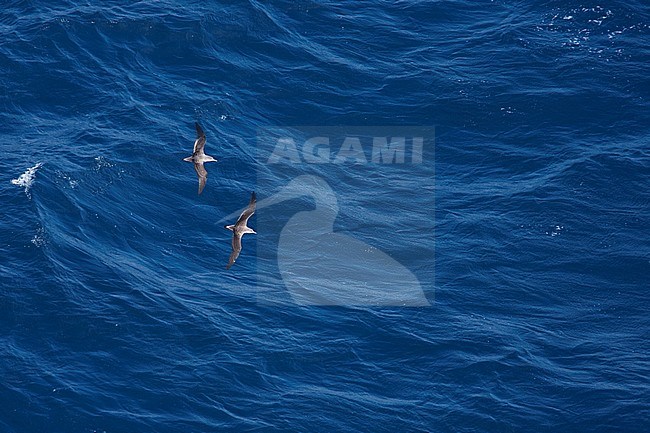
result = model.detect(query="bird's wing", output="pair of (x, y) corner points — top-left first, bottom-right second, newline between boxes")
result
(236, 192), (257, 226)
(195, 122), (206, 139)
(226, 233), (243, 269)
(194, 163), (208, 195)
(194, 122), (206, 153)
(193, 136), (206, 154)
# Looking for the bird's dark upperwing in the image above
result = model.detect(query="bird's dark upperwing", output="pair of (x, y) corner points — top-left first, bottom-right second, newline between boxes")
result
(236, 192), (257, 226)
(194, 122), (206, 153)
(195, 122), (206, 139)
(226, 233), (243, 269)
(194, 163), (208, 195)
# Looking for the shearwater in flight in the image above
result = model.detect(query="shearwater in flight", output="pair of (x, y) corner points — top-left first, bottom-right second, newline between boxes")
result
(183, 122), (217, 194)
(224, 192), (257, 269)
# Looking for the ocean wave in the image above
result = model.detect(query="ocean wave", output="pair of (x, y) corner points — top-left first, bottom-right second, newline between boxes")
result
(1, 0), (648, 432)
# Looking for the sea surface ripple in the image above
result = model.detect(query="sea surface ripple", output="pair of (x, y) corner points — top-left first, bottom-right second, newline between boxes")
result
(1, 1), (649, 432)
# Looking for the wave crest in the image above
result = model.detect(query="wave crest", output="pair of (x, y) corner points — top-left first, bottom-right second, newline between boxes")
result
(11, 163), (43, 197)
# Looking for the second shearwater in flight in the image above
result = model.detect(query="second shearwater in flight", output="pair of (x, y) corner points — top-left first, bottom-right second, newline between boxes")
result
(183, 122), (217, 194)
(224, 192), (256, 270)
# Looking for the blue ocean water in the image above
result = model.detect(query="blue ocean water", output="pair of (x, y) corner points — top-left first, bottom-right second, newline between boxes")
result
(1, 0), (649, 431)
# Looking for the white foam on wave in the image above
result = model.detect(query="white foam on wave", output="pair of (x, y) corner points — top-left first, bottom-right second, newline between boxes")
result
(11, 162), (43, 197)
(32, 226), (47, 247)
